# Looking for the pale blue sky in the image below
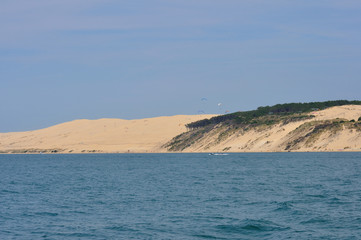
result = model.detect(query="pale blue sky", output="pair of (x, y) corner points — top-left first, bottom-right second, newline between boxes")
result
(1, 0), (361, 132)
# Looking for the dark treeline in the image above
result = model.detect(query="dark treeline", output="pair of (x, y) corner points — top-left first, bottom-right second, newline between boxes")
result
(187, 100), (361, 129)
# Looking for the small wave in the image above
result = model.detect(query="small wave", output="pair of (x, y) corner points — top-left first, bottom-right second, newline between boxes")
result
(305, 194), (327, 198)
(204, 197), (224, 202)
(105, 225), (137, 232)
(274, 201), (294, 211)
(68, 210), (87, 214)
(216, 219), (289, 233)
(300, 217), (330, 224)
(21, 213), (34, 217)
(30, 230), (49, 236)
(0, 214), (12, 221)
(329, 197), (340, 201)
(35, 212), (58, 217)
(1, 189), (19, 194)
(54, 232), (97, 238)
(192, 234), (219, 239)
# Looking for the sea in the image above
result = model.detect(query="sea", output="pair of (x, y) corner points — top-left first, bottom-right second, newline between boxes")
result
(1, 153), (361, 239)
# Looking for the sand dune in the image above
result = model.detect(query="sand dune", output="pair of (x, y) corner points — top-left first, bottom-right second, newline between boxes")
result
(0, 115), (216, 153)
(1, 105), (361, 153)
(165, 105), (361, 152)
(311, 105), (361, 121)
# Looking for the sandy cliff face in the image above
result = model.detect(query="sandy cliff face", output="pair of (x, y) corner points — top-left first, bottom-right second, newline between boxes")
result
(0, 115), (216, 153)
(164, 105), (361, 152)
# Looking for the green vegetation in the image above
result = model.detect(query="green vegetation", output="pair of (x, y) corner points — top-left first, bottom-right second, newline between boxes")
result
(166, 112), (315, 151)
(187, 100), (361, 129)
(165, 100), (361, 152)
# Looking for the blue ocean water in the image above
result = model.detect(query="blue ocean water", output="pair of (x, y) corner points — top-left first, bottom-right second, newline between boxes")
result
(1, 153), (361, 239)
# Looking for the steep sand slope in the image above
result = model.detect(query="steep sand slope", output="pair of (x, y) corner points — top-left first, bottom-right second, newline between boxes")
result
(166, 105), (361, 152)
(0, 115), (216, 153)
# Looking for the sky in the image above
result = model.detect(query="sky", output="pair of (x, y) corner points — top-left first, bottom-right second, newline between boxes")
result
(1, 0), (361, 132)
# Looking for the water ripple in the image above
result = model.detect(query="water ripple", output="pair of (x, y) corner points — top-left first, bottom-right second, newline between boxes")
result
(1, 153), (361, 239)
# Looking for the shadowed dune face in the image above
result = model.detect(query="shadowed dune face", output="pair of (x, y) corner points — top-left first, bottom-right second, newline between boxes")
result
(0, 115), (217, 153)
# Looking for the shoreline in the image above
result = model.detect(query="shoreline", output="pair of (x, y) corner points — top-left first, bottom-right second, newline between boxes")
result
(1, 150), (361, 154)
